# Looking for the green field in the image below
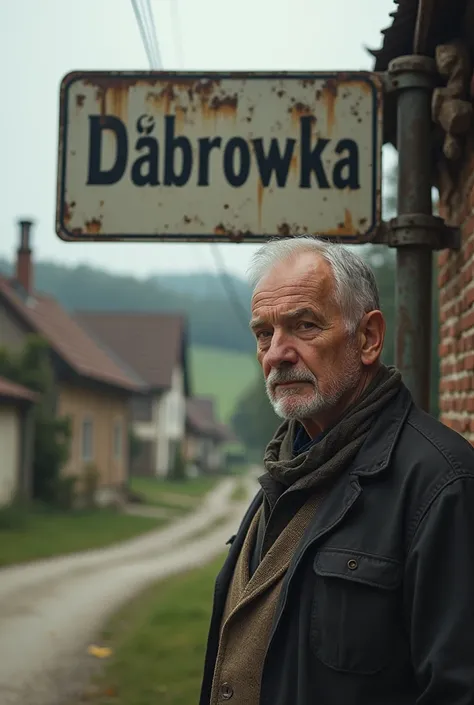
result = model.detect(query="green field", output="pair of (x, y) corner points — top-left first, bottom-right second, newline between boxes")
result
(189, 345), (258, 422)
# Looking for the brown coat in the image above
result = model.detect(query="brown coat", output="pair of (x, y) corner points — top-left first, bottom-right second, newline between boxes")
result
(210, 492), (324, 704)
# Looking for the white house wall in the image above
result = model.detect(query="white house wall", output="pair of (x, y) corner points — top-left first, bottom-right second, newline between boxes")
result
(163, 366), (185, 440)
(0, 405), (20, 505)
(132, 366), (186, 478)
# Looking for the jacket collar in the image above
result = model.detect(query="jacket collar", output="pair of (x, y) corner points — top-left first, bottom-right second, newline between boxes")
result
(349, 383), (413, 478)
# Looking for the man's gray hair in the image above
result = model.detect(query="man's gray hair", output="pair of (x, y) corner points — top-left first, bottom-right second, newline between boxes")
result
(247, 237), (380, 333)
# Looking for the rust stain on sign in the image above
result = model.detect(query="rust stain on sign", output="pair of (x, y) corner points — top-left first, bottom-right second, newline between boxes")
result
(325, 209), (358, 235)
(290, 101), (313, 126)
(319, 79), (338, 136)
(85, 218), (102, 234)
(63, 201), (75, 226)
(290, 154), (298, 175)
(257, 181), (264, 228)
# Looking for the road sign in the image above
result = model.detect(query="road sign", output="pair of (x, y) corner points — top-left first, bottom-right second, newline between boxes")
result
(56, 71), (383, 243)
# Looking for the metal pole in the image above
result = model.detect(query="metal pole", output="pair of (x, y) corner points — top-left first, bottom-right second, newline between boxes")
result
(387, 56), (438, 411)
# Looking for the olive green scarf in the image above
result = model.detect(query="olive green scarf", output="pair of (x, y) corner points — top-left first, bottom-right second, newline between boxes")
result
(263, 364), (402, 492)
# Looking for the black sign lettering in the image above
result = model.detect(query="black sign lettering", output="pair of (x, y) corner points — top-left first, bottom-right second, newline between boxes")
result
(164, 116), (192, 186)
(131, 136), (159, 186)
(252, 138), (296, 187)
(299, 116), (330, 189)
(332, 139), (360, 190)
(198, 137), (222, 186)
(84, 114), (365, 193)
(223, 138), (251, 187)
(87, 116), (128, 185)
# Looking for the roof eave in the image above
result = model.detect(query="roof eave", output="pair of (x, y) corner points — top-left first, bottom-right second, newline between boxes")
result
(369, 0), (469, 146)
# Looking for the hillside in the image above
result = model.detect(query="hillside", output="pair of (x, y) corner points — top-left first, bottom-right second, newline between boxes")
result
(0, 258), (254, 354)
(189, 345), (259, 422)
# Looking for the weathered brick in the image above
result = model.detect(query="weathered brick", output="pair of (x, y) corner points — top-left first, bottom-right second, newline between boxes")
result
(465, 353), (474, 370)
(438, 174), (474, 438)
(460, 310), (474, 332)
(438, 250), (451, 268)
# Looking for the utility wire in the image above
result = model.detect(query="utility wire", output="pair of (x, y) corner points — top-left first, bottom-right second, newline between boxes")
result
(210, 245), (251, 329)
(129, 0), (251, 330)
(131, 0), (158, 68)
(142, 0), (163, 68)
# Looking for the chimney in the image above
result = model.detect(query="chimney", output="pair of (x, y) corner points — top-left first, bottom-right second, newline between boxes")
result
(16, 220), (34, 293)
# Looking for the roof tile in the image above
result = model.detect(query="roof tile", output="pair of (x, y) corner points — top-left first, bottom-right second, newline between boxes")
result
(75, 312), (186, 389)
(0, 376), (37, 402)
(0, 278), (142, 392)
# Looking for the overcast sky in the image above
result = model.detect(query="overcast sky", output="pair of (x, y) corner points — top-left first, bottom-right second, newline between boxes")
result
(0, 0), (396, 279)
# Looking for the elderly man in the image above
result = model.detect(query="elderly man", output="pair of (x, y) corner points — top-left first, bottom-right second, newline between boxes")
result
(199, 237), (474, 705)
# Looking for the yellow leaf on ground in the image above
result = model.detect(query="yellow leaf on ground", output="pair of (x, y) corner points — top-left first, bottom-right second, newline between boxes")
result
(87, 644), (113, 659)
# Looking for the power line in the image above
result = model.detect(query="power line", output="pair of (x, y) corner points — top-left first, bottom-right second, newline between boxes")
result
(130, 0), (158, 68)
(131, 0), (162, 68)
(129, 0), (251, 332)
(210, 246), (251, 329)
(143, 0), (163, 68)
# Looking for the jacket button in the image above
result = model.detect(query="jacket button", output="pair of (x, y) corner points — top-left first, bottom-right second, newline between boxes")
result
(220, 683), (234, 700)
(347, 559), (358, 570)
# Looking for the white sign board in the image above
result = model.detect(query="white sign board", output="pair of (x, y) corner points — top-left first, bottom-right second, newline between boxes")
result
(56, 71), (382, 243)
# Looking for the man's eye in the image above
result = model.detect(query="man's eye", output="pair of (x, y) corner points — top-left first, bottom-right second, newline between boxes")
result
(298, 321), (317, 331)
(256, 330), (272, 340)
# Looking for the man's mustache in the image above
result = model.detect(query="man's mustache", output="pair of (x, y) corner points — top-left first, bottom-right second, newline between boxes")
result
(267, 368), (316, 388)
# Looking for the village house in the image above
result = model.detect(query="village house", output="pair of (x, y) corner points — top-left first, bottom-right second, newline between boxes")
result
(0, 376), (37, 506)
(185, 396), (235, 475)
(75, 311), (190, 477)
(0, 221), (145, 504)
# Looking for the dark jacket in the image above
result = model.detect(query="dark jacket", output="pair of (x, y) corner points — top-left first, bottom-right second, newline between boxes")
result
(200, 385), (474, 705)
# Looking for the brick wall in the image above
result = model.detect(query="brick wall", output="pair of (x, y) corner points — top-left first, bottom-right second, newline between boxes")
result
(438, 145), (474, 438)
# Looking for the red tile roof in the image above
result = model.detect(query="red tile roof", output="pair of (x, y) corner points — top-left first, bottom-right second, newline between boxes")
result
(75, 312), (186, 389)
(0, 376), (37, 402)
(0, 278), (143, 392)
(186, 397), (236, 441)
(186, 397), (216, 435)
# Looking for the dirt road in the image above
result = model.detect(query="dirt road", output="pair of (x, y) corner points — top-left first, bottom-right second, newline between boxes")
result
(0, 476), (257, 705)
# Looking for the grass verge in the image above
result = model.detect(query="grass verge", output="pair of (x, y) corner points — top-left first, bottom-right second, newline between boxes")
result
(80, 554), (226, 705)
(230, 479), (248, 502)
(0, 505), (166, 568)
(129, 476), (221, 509)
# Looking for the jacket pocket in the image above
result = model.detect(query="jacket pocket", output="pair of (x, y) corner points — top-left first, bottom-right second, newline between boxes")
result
(310, 548), (403, 675)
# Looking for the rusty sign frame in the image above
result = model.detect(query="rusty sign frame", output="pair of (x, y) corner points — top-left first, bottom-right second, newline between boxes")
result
(56, 70), (383, 244)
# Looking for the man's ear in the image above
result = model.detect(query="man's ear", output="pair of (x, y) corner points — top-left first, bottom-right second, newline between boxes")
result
(359, 311), (385, 365)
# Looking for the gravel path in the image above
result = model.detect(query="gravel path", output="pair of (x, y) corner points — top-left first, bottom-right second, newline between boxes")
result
(0, 475), (257, 705)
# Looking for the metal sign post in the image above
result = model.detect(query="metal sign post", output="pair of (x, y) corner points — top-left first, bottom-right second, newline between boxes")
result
(56, 71), (382, 243)
(384, 56), (459, 411)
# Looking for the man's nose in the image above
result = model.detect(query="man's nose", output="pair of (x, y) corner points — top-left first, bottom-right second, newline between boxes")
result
(264, 330), (298, 369)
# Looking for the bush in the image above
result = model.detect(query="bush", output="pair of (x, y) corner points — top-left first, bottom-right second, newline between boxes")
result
(0, 336), (72, 505)
(82, 462), (100, 508)
(170, 442), (187, 481)
(0, 503), (30, 531)
(52, 475), (78, 511)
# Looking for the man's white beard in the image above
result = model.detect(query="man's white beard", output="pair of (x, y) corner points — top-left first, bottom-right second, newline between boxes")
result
(266, 356), (361, 421)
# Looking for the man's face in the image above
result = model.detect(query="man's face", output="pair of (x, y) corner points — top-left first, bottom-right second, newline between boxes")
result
(250, 252), (363, 425)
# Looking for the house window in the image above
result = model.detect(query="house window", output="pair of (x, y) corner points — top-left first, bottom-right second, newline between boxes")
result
(81, 417), (94, 462)
(114, 419), (123, 460)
